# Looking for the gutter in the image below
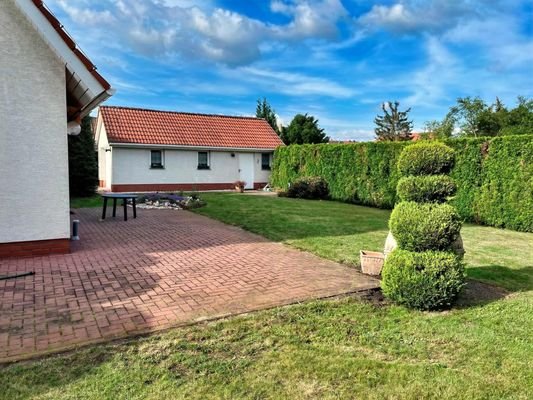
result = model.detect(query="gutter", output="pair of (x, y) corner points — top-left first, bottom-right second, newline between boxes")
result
(108, 143), (279, 152)
(73, 88), (116, 121)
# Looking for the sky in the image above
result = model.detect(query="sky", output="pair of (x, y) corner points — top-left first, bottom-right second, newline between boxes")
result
(46, 0), (533, 141)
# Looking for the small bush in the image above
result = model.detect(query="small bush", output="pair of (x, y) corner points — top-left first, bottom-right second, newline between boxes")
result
(397, 175), (456, 203)
(381, 249), (466, 310)
(397, 142), (455, 176)
(389, 202), (462, 251)
(287, 176), (329, 200)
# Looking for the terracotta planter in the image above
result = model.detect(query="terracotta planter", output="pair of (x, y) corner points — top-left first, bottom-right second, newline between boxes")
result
(360, 250), (385, 275)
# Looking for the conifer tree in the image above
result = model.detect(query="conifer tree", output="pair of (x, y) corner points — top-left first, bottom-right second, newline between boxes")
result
(68, 116), (98, 197)
(256, 98), (280, 136)
(374, 101), (413, 141)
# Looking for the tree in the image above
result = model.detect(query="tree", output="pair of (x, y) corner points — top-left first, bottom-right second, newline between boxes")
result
(439, 96), (533, 137)
(447, 97), (488, 137)
(422, 117), (454, 139)
(282, 113), (329, 144)
(256, 98), (280, 136)
(68, 116), (98, 197)
(374, 101), (413, 141)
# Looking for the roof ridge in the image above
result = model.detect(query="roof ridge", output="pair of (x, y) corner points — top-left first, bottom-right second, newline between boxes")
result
(100, 105), (266, 121)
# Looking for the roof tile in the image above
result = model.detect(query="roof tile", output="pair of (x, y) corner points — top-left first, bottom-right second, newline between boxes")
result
(100, 106), (284, 150)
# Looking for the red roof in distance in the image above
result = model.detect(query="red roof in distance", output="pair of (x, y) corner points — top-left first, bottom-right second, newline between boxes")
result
(100, 106), (284, 150)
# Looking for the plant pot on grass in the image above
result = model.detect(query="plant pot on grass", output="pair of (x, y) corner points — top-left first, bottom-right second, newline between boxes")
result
(360, 250), (385, 275)
(234, 181), (246, 193)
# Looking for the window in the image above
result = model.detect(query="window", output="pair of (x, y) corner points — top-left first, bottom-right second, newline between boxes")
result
(198, 151), (210, 169)
(261, 153), (271, 170)
(150, 150), (163, 168)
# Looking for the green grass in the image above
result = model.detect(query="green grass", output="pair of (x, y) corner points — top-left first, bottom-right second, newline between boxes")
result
(1, 294), (531, 400)
(19, 192), (528, 399)
(70, 195), (101, 209)
(195, 193), (533, 291)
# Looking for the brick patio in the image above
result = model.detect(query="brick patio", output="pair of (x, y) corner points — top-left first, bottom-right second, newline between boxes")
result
(0, 208), (378, 362)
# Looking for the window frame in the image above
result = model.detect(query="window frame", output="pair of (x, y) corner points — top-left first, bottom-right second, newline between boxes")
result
(197, 151), (210, 170)
(261, 153), (272, 171)
(150, 149), (164, 169)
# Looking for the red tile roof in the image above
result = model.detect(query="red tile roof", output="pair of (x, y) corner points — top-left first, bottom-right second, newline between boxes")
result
(100, 106), (284, 150)
(32, 0), (111, 90)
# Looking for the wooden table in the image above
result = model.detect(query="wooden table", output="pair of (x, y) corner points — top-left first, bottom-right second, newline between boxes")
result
(101, 193), (137, 221)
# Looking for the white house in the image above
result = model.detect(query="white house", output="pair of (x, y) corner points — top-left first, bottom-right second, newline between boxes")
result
(95, 106), (284, 192)
(0, 0), (113, 257)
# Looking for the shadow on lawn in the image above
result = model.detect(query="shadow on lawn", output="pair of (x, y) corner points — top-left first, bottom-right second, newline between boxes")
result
(467, 265), (533, 292)
(457, 265), (533, 308)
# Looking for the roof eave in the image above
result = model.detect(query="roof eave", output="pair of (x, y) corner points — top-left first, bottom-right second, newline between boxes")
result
(15, 0), (113, 116)
(108, 143), (282, 152)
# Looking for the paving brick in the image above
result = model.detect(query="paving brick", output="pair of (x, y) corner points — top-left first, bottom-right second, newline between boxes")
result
(0, 208), (378, 362)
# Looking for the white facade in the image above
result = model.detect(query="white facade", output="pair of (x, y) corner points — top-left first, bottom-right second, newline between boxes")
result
(96, 123), (273, 191)
(0, 0), (70, 243)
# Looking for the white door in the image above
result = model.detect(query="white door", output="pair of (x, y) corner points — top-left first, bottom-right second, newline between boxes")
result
(238, 153), (254, 189)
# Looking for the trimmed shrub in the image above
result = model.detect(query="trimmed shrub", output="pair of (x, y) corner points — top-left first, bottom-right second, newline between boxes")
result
(287, 176), (329, 199)
(381, 249), (466, 310)
(389, 202), (462, 252)
(397, 142), (455, 176)
(397, 175), (456, 203)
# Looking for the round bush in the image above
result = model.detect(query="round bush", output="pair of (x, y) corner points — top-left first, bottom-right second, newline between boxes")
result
(389, 201), (462, 251)
(287, 176), (329, 199)
(381, 249), (466, 310)
(397, 142), (455, 176)
(397, 175), (456, 203)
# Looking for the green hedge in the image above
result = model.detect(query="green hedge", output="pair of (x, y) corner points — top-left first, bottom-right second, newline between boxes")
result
(271, 135), (533, 232)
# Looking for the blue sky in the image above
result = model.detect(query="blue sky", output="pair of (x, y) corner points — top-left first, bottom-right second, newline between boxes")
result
(47, 0), (533, 140)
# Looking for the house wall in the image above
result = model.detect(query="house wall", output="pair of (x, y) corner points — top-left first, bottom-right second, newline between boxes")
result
(0, 0), (70, 246)
(109, 147), (273, 191)
(96, 118), (112, 190)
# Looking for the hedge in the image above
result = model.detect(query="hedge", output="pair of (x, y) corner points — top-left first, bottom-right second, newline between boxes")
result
(270, 135), (533, 232)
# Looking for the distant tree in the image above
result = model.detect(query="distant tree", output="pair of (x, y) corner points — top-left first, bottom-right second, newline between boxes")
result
(282, 114), (329, 144)
(374, 101), (413, 141)
(256, 97), (280, 136)
(500, 96), (533, 135)
(68, 116), (98, 197)
(441, 96), (533, 137)
(447, 97), (488, 137)
(422, 117), (454, 139)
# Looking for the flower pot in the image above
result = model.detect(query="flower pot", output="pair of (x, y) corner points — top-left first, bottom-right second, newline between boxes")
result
(360, 250), (385, 275)
(235, 186), (244, 193)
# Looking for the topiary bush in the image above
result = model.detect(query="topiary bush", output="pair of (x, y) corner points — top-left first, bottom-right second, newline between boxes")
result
(397, 175), (456, 203)
(382, 142), (465, 310)
(397, 142), (455, 176)
(287, 176), (329, 200)
(381, 249), (466, 310)
(389, 202), (462, 252)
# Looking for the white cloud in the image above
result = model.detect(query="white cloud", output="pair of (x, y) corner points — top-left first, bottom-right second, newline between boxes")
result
(358, 1), (485, 34)
(403, 36), (459, 106)
(52, 0), (349, 66)
(237, 67), (356, 98)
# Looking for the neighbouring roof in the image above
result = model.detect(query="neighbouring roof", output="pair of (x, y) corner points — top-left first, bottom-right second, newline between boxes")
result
(15, 0), (113, 120)
(99, 106), (284, 150)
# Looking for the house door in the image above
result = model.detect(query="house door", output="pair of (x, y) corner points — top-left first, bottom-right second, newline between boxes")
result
(238, 153), (254, 190)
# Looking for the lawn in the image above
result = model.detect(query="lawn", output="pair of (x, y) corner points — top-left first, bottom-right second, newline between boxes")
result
(20, 192), (529, 399)
(195, 193), (533, 291)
